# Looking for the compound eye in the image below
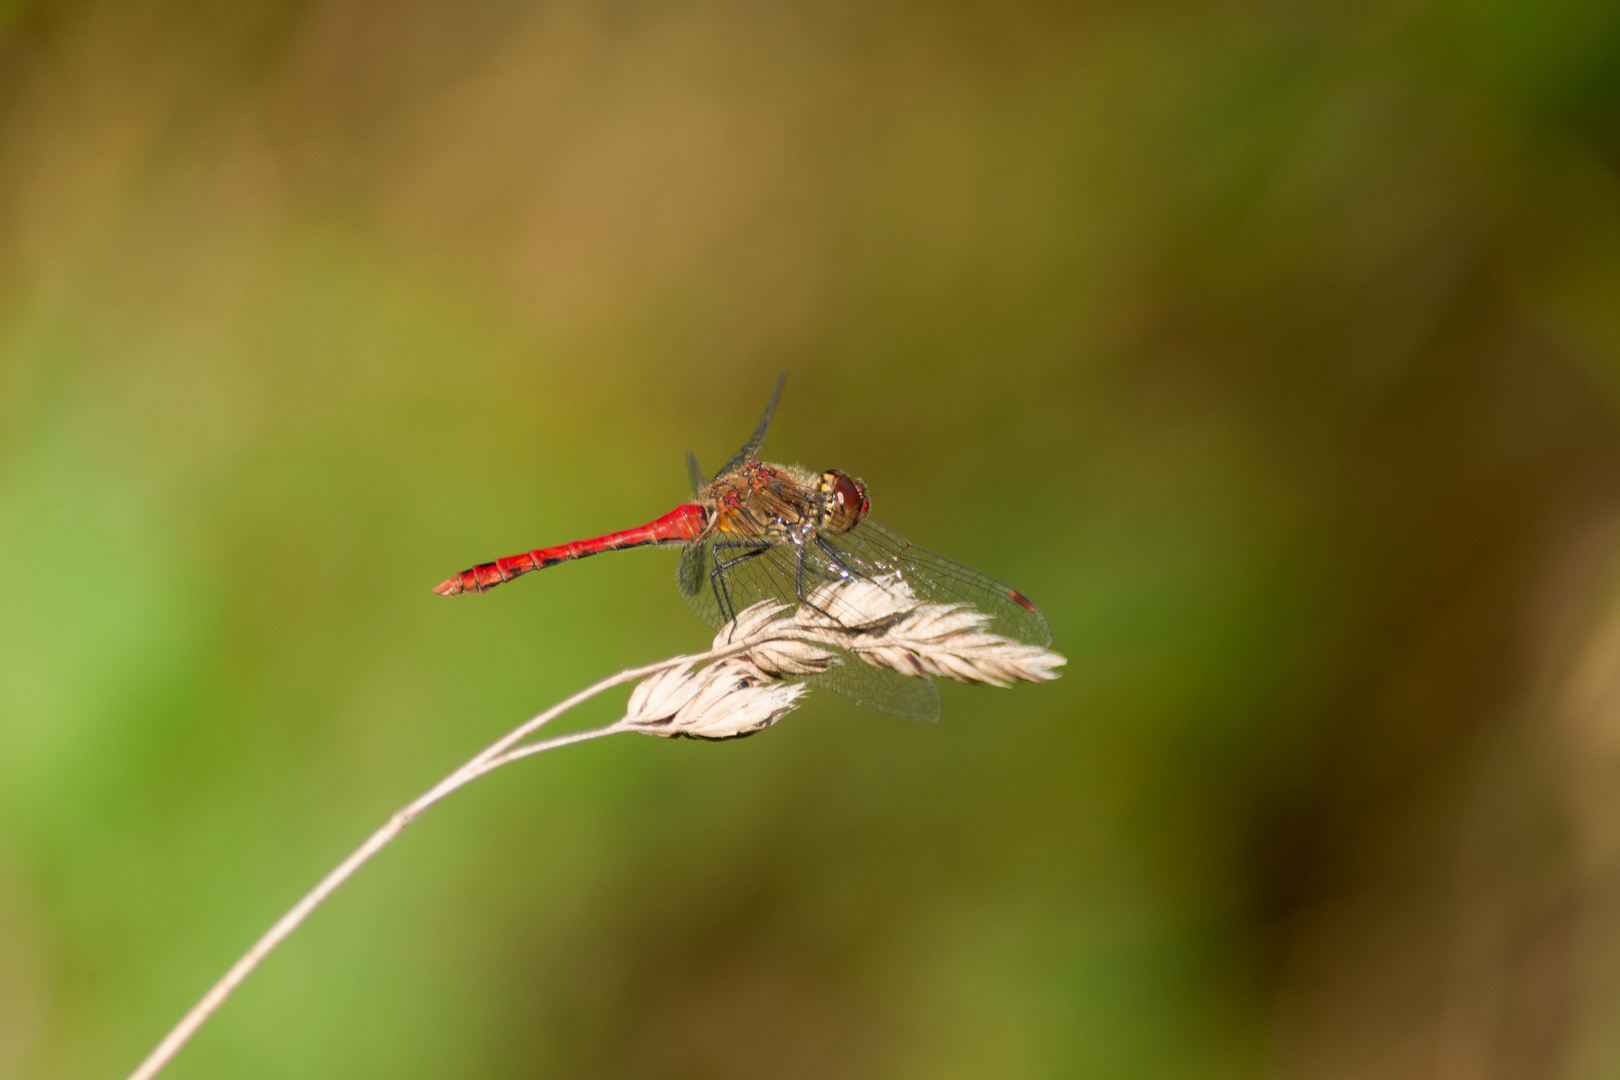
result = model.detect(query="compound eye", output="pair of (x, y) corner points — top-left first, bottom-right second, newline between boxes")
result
(834, 474), (867, 516)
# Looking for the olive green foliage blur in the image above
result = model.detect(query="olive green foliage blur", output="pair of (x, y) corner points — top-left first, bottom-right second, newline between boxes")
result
(3, 0), (1620, 1077)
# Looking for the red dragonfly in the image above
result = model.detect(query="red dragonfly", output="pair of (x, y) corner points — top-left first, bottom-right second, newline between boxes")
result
(435, 376), (1050, 720)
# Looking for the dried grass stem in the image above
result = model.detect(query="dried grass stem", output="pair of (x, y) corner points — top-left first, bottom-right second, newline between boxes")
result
(122, 632), (801, 1080)
(124, 585), (1061, 1079)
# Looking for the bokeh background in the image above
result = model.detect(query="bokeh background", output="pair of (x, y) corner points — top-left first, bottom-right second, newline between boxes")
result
(4, 0), (1620, 1076)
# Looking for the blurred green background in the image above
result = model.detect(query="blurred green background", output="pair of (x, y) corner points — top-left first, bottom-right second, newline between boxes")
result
(4, 0), (1620, 1076)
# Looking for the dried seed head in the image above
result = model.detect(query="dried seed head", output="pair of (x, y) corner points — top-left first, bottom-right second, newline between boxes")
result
(676, 663), (808, 739)
(629, 575), (1060, 741)
(709, 600), (840, 676)
(846, 603), (1066, 687)
(796, 575), (918, 630)
(625, 661), (707, 722)
(716, 600), (794, 643)
(741, 637), (841, 677)
(624, 658), (809, 740)
(789, 576), (1066, 689)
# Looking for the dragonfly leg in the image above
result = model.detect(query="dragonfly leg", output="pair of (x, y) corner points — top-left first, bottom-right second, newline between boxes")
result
(800, 536), (908, 629)
(793, 542), (849, 624)
(709, 541), (772, 630)
(812, 535), (866, 581)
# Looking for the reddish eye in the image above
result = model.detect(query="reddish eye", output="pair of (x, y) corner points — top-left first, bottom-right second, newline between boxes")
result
(834, 474), (868, 516)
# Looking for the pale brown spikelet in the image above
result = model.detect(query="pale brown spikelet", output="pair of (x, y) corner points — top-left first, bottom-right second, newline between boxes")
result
(848, 603), (1066, 687)
(713, 625), (840, 677)
(796, 574), (1067, 687)
(624, 661), (710, 722)
(709, 601), (841, 677)
(795, 575), (919, 630)
(718, 599), (794, 640)
(623, 600), (819, 738)
(626, 661), (807, 740)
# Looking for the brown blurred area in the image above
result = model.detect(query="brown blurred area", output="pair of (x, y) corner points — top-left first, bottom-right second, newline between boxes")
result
(4, 0), (1620, 1077)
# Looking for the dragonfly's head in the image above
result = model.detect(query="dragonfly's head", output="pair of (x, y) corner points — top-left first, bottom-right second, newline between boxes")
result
(818, 470), (869, 534)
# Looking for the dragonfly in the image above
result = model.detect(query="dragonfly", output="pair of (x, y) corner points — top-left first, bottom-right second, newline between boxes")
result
(435, 375), (1050, 720)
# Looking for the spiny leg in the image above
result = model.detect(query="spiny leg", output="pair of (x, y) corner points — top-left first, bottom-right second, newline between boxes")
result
(793, 541), (848, 624)
(709, 540), (773, 631)
(812, 535), (865, 581)
(800, 535), (895, 627)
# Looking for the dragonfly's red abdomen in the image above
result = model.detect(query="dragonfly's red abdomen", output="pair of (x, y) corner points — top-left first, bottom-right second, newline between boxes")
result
(434, 504), (707, 595)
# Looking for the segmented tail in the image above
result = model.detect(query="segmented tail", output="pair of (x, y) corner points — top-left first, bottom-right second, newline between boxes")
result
(434, 504), (707, 595)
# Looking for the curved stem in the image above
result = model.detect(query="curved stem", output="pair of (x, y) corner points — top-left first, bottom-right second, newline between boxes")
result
(481, 721), (630, 773)
(123, 629), (801, 1080)
(123, 652), (703, 1080)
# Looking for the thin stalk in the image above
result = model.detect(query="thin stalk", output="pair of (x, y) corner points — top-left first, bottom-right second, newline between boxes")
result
(122, 637), (769, 1080)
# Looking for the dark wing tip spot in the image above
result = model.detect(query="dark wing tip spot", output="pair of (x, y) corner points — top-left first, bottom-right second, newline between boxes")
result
(1009, 589), (1038, 613)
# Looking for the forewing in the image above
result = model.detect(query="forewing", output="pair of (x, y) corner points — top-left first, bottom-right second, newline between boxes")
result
(715, 371), (786, 479)
(810, 651), (940, 721)
(686, 451), (706, 497)
(819, 518), (1052, 647)
(675, 534), (940, 720)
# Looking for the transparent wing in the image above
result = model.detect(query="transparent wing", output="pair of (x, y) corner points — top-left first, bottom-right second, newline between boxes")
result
(822, 518), (1052, 648)
(673, 516), (1048, 718)
(715, 371), (787, 479)
(686, 451), (706, 497)
(676, 538), (941, 720)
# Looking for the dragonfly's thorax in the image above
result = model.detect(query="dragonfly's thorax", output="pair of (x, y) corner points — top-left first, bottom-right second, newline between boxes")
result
(701, 462), (868, 540)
